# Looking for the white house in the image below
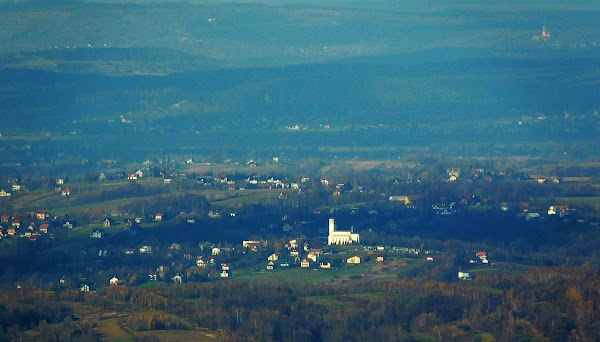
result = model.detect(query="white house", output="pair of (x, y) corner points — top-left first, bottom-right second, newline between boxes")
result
(39, 224), (49, 234)
(109, 277), (119, 286)
(327, 218), (360, 245)
(37, 210), (47, 220)
(212, 247), (221, 255)
(288, 239), (299, 249)
(139, 245), (153, 254)
(320, 262), (331, 269)
(389, 196), (411, 205)
(220, 270), (229, 278)
(267, 253), (279, 262)
(347, 255), (361, 264)
(208, 210), (221, 219)
(307, 249), (322, 262)
(90, 229), (103, 239)
(300, 258), (311, 268)
(458, 272), (471, 280)
(267, 261), (275, 270)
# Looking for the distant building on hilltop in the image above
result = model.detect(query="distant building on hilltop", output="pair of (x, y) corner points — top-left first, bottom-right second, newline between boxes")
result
(542, 25), (551, 38)
(532, 26), (551, 40)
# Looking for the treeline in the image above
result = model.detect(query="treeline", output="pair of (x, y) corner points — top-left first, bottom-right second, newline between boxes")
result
(0, 288), (98, 341)
(119, 313), (188, 332)
(147, 267), (600, 341)
(3, 266), (600, 341)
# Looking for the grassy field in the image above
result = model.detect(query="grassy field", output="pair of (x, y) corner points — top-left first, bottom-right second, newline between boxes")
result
(96, 318), (133, 342)
(233, 257), (423, 284)
(14, 179), (163, 211)
(553, 196), (600, 206)
(304, 295), (355, 310)
(475, 332), (496, 342)
(63, 302), (216, 342)
(233, 261), (373, 284)
(134, 330), (216, 342)
(36, 197), (143, 216)
(209, 189), (292, 207)
(463, 205), (496, 213)
(11, 190), (57, 211)
(12, 185), (294, 217)
(305, 291), (409, 310)
(470, 285), (503, 296)
(395, 258), (427, 277)
(139, 281), (162, 289)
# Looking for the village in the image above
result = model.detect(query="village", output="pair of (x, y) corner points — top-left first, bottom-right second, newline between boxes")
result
(0, 157), (597, 312)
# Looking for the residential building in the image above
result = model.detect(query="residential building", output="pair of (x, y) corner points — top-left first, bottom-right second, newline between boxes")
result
(458, 272), (471, 280)
(347, 255), (361, 264)
(139, 245), (153, 254)
(90, 229), (103, 239)
(388, 196), (412, 205)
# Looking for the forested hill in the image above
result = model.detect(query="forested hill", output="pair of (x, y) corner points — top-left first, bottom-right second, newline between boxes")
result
(2, 49), (600, 131)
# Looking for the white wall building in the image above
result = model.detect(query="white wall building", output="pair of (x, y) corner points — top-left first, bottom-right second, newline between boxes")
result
(327, 218), (360, 245)
(458, 272), (471, 280)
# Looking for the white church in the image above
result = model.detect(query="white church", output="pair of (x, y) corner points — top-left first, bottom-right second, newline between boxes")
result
(327, 218), (360, 245)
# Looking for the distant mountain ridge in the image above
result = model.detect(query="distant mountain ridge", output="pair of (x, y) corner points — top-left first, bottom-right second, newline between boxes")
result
(2, 49), (600, 131)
